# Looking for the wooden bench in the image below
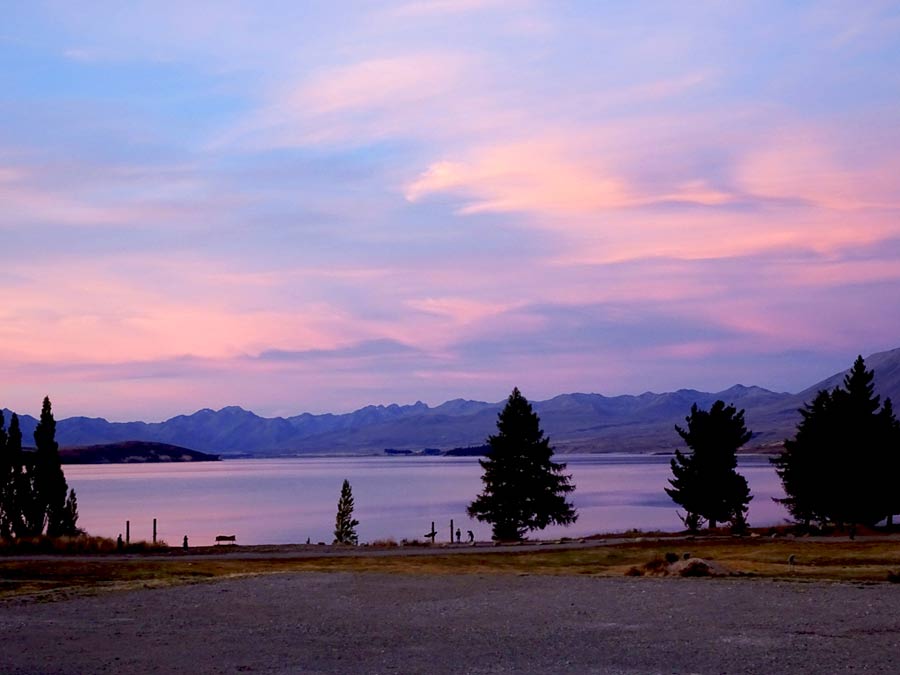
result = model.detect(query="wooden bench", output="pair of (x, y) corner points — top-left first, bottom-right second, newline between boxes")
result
(215, 534), (236, 545)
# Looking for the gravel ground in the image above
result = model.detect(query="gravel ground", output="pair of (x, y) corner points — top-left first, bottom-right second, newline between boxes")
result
(1, 573), (899, 674)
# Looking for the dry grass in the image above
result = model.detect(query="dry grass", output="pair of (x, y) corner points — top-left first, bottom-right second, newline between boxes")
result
(2, 537), (900, 602)
(0, 535), (169, 555)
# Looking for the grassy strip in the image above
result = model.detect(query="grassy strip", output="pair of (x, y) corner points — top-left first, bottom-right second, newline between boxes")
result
(2, 537), (900, 602)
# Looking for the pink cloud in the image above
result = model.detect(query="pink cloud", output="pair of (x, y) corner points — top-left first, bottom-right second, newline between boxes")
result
(404, 143), (634, 215)
(223, 52), (483, 148)
(736, 127), (900, 210)
(390, 0), (522, 17)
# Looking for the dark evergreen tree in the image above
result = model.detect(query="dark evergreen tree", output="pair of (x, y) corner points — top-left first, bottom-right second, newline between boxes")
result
(333, 478), (359, 545)
(666, 400), (753, 531)
(774, 356), (900, 530)
(0, 411), (10, 539)
(772, 389), (834, 527)
(878, 397), (900, 528)
(60, 489), (80, 536)
(6, 413), (42, 539)
(33, 397), (77, 537)
(467, 387), (577, 541)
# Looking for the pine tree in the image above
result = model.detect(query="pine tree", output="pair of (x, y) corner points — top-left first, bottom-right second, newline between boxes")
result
(666, 400), (753, 531)
(333, 479), (359, 545)
(467, 387), (577, 541)
(772, 389), (834, 527)
(774, 356), (900, 530)
(878, 397), (900, 528)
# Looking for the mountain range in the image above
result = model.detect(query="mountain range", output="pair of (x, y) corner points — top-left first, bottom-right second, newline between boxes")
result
(4, 347), (900, 456)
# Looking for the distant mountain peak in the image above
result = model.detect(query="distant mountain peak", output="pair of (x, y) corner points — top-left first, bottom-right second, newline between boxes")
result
(29, 344), (900, 456)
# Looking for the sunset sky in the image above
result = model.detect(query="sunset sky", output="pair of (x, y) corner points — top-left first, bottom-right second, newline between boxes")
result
(2, 1), (900, 421)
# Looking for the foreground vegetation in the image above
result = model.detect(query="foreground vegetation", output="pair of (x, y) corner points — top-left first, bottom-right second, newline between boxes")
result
(2, 533), (899, 602)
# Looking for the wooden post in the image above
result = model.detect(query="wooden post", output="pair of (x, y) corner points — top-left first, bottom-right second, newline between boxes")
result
(450, 519), (454, 544)
(126, 520), (130, 544)
(153, 518), (157, 544)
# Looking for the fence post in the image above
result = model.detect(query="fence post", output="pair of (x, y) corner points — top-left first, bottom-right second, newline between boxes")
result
(153, 518), (157, 544)
(126, 520), (130, 544)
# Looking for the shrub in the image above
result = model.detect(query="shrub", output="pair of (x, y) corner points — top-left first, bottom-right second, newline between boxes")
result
(0, 535), (172, 555)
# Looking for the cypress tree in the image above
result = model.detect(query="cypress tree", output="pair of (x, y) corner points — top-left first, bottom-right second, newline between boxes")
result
(467, 387), (577, 541)
(666, 400), (753, 531)
(333, 479), (359, 545)
(33, 397), (73, 537)
(0, 411), (9, 539)
(60, 489), (80, 536)
(7, 413), (44, 538)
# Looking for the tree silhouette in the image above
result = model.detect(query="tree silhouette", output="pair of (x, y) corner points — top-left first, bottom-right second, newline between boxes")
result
(666, 400), (753, 532)
(0, 411), (10, 539)
(33, 397), (74, 537)
(1, 398), (79, 539)
(772, 389), (834, 527)
(333, 479), (359, 545)
(467, 387), (577, 541)
(878, 398), (900, 528)
(4, 414), (27, 538)
(774, 356), (900, 530)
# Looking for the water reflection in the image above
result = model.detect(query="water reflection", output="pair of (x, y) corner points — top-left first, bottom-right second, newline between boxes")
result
(64, 455), (789, 546)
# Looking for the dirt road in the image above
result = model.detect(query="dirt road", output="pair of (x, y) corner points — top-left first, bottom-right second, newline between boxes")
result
(2, 573), (899, 674)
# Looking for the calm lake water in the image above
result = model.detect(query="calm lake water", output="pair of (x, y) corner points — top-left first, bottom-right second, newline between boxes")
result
(64, 455), (789, 546)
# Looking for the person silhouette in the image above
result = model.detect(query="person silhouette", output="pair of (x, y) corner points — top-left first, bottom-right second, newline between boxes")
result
(467, 530), (475, 544)
(117, 534), (123, 551)
(183, 535), (189, 550)
(455, 528), (461, 543)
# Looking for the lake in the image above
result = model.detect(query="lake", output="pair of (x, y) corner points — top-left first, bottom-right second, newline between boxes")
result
(64, 455), (790, 546)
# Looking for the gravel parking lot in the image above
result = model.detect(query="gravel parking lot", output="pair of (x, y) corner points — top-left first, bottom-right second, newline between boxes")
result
(2, 573), (899, 674)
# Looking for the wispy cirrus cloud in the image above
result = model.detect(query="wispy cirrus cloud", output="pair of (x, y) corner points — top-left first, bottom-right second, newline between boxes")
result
(2, 2), (900, 420)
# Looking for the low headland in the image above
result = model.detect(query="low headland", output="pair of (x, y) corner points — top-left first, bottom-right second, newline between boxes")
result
(58, 441), (220, 464)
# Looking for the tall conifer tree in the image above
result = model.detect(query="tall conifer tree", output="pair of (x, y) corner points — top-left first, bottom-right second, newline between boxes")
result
(0, 411), (9, 539)
(666, 400), (753, 531)
(774, 356), (900, 530)
(772, 389), (834, 527)
(468, 388), (577, 541)
(33, 397), (73, 536)
(333, 479), (359, 545)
